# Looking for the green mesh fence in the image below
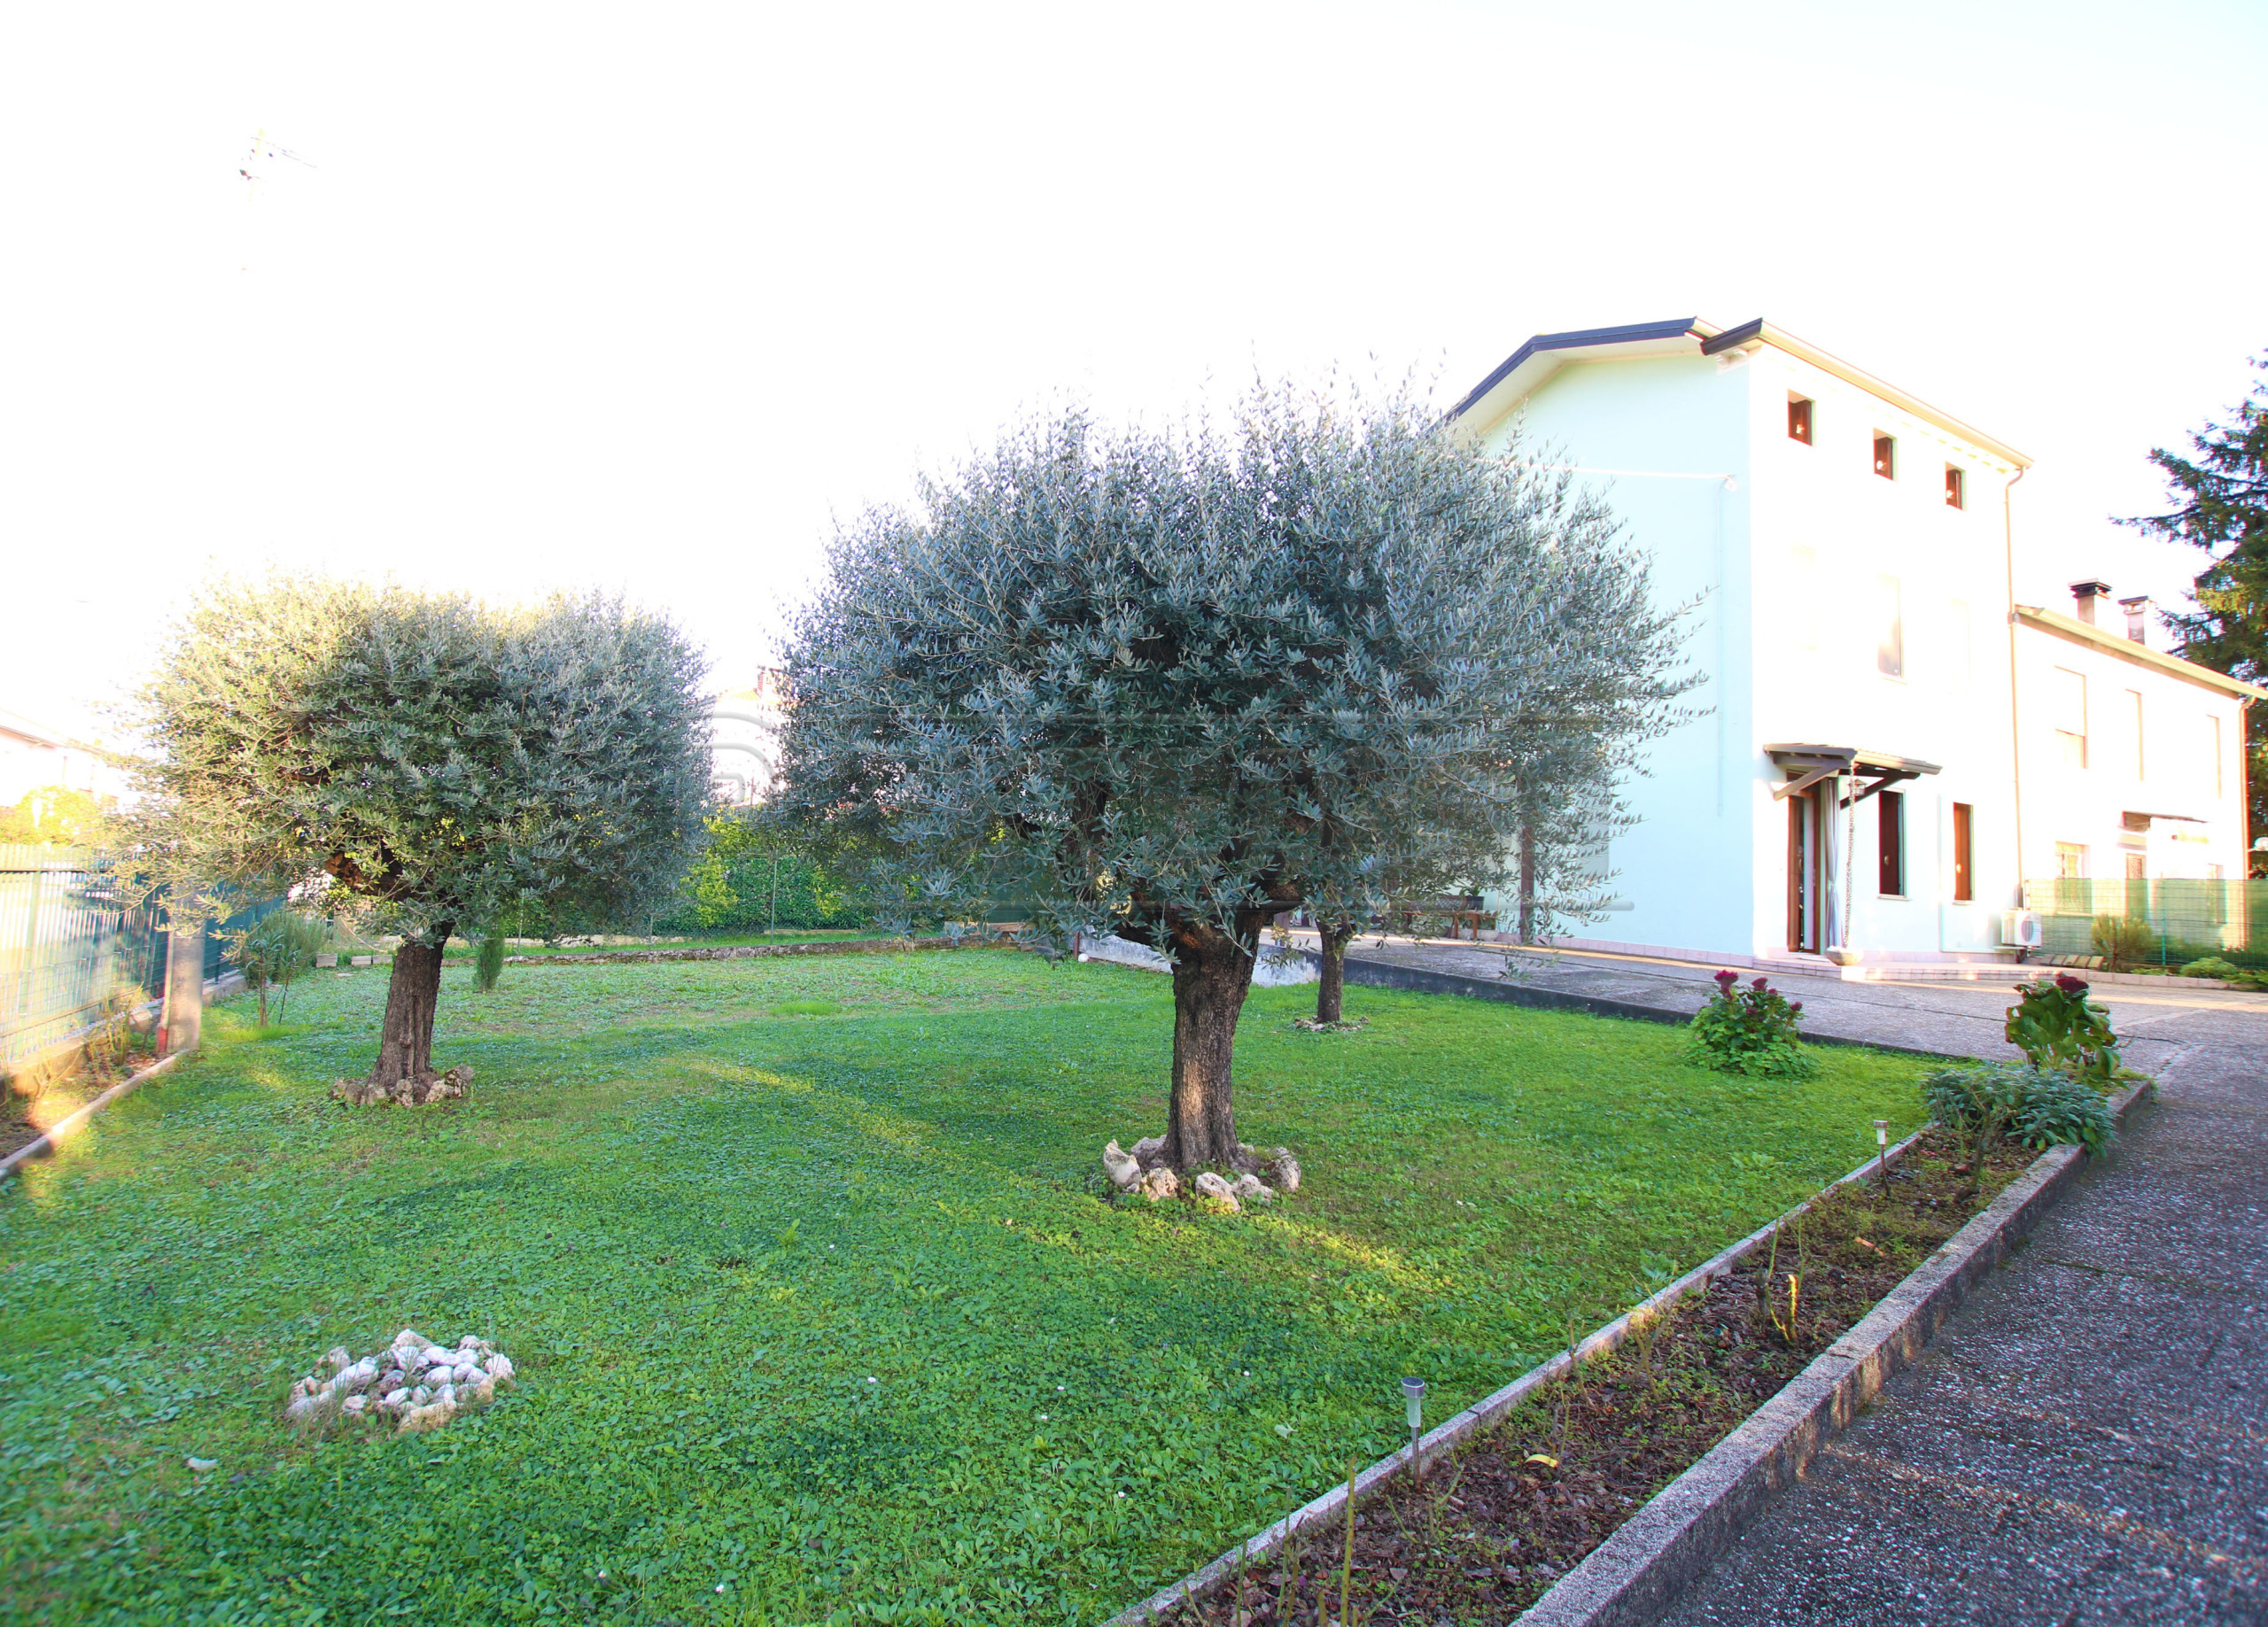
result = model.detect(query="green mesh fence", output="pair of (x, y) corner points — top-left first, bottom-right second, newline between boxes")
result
(2022, 876), (2268, 971)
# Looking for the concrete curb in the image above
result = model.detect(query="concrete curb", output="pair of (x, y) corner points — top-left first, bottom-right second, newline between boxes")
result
(1315, 952), (1960, 1059)
(501, 935), (995, 967)
(1511, 1076), (2154, 1627)
(1099, 1128), (1940, 1627)
(0, 1050), (189, 1180)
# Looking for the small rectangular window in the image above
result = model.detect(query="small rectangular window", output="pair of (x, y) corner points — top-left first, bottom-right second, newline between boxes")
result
(1877, 790), (1905, 895)
(2055, 841), (2087, 879)
(1951, 802), (1973, 902)
(2124, 852), (2147, 880)
(1874, 435), (1896, 478)
(1876, 575), (1903, 677)
(1788, 396), (1813, 444)
(1944, 465), (1965, 508)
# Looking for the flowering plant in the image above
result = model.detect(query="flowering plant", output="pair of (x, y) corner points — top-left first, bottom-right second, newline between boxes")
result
(2005, 975), (2121, 1085)
(1690, 971), (1818, 1078)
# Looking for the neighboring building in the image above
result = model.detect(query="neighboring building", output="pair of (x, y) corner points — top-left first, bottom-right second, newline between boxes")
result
(0, 706), (128, 809)
(1444, 316), (2263, 972)
(2015, 584), (2252, 886)
(708, 670), (787, 806)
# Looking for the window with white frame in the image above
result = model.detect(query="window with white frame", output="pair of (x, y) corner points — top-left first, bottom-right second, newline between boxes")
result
(2053, 668), (2087, 769)
(1790, 546), (1819, 651)
(1876, 576), (1903, 678)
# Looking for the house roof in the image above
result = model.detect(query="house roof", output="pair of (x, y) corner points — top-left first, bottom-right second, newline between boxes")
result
(0, 707), (67, 750)
(1449, 315), (2031, 470)
(2015, 606), (2268, 701)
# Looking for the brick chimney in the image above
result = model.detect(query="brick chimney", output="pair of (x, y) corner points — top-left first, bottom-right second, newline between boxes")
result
(2117, 594), (2151, 645)
(2070, 579), (2112, 624)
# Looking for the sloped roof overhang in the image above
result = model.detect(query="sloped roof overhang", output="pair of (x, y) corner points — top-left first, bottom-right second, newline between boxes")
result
(1449, 315), (2031, 470)
(1764, 743), (1941, 808)
(2016, 605), (2268, 701)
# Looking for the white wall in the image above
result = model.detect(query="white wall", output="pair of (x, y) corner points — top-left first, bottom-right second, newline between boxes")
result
(2016, 616), (2250, 884)
(1743, 347), (2024, 960)
(1466, 352), (1754, 957)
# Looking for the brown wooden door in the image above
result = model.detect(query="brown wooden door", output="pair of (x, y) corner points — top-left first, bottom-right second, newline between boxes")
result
(1788, 788), (1823, 952)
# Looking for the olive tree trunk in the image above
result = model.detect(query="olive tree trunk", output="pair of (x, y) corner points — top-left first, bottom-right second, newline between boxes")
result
(1316, 918), (1355, 1025)
(1517, 823), (1537, 944)
(333, 926), (470, 1105)
(1162, 916), (1262, 1168)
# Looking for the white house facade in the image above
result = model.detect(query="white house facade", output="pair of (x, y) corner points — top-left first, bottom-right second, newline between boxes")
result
(1445, 317), (2262, 973)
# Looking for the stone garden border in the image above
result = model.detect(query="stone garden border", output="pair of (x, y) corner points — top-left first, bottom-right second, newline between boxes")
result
(1102, 1080), (2152, 1627)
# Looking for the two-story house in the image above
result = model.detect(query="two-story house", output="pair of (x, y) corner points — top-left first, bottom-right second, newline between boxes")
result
(1445, 317), (2261, 972)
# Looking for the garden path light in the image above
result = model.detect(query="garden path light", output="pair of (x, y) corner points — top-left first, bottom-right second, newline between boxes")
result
(1402, 1375), (1426, 1476)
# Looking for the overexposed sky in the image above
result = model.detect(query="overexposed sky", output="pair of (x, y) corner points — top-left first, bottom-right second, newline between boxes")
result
(4, 0), (2263, 741)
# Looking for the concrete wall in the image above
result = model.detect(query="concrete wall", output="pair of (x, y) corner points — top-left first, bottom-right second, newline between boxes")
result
(1465, 351), (1754, 957)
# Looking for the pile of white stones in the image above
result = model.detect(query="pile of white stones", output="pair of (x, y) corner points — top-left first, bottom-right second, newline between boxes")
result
(285, 1328), (517, 1436)
(1100, 1137), (1301, 1213)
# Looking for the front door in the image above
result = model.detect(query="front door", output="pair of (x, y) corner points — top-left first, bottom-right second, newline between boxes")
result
(1787, 787), (1823, 953)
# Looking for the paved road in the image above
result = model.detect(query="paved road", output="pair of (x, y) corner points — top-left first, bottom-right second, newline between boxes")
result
(1310, 936), (2268, 1624)
(1303, 932), (2260, 1077)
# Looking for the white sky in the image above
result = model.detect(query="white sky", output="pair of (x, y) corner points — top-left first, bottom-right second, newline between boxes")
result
(4, 0), (2264, 743)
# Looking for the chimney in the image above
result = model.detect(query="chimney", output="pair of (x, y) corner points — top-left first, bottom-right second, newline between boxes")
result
(2070, 579), (2112, 624)
(2117, 593), (2151, 646)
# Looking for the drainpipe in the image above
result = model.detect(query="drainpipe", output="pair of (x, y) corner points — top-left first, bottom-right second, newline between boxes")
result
(2002, 465), (2028, 909)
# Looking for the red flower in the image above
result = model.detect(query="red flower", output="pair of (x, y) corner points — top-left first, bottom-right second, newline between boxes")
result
(1751, 976), (1771, 992)
(1714, 970), (1739, 988)
(2054, 973), (2086, 994)
(1789, 1001), (1803, 1013)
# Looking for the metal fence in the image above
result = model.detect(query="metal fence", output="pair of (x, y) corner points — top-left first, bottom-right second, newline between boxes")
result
(0, 846), (280, 1071)
(2022, 876), (2268, 970)
(0, 845), (169, 1069)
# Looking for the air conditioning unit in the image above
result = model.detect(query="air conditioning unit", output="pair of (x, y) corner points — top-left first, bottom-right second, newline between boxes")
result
(2000, 910), (2043, 949)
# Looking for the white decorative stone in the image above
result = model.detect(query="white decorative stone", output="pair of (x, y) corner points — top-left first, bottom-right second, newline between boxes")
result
(323, 1346), (352, 1375)
(1138, 1167), (1180, 1203)
(1101, 1141), (1141, 1190)
(1230, 1174), (1274, 1203)
(1192, 1171), (1241, 1212)
(1132, 1135), (1167, 1166)
(1271, 1149), (1302, 1192)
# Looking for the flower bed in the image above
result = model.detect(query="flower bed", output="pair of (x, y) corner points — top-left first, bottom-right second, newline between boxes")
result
(1166, 1127), (2039, 1625)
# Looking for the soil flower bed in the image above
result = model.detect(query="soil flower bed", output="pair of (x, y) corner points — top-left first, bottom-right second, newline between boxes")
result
(1170, 1127), (2040, 1627)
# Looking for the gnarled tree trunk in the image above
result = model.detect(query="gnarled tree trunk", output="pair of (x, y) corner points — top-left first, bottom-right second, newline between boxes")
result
(1316, 918), (1355, 1025)
(334, 926), (469, 1105)
(1518, 823), (1537, 944)
(1162, 915), (1262, 1168)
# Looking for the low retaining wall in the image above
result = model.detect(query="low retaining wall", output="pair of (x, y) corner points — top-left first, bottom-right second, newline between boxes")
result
(1104, 1081), (2150, 1627)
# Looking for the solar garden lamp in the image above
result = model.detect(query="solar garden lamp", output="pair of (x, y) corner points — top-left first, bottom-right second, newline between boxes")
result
(1401, 1375), (1425, 1476)
(1873, 1120), (1891, 1189)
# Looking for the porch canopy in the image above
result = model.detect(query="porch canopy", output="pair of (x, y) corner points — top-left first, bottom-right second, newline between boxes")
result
(1765, 743), (1940, 805)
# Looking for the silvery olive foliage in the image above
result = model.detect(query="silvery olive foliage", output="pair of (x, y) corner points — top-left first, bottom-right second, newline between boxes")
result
(128, 578), (712, 943)
(772, 382), (1692, 953)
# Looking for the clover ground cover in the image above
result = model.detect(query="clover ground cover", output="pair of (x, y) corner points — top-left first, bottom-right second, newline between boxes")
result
(1, 950), (1927, 1624)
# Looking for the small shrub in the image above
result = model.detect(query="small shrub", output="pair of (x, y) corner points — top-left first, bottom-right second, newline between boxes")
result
(2004, 974), (2121, 1084)
(1691, 971), (1817, 1079)
(1922, 1061), (2114, 1157)
(476, 928), (507, 992)
(2179, 956), (2239, 980)
(2089, 913), (2155, 972)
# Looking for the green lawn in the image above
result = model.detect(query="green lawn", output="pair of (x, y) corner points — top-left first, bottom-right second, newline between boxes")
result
(1, 950), (1929, 1624)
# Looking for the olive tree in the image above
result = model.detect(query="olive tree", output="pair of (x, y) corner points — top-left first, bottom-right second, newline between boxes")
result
(131, 579), (711, 1101)
(772, 384), (1689, 1168)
